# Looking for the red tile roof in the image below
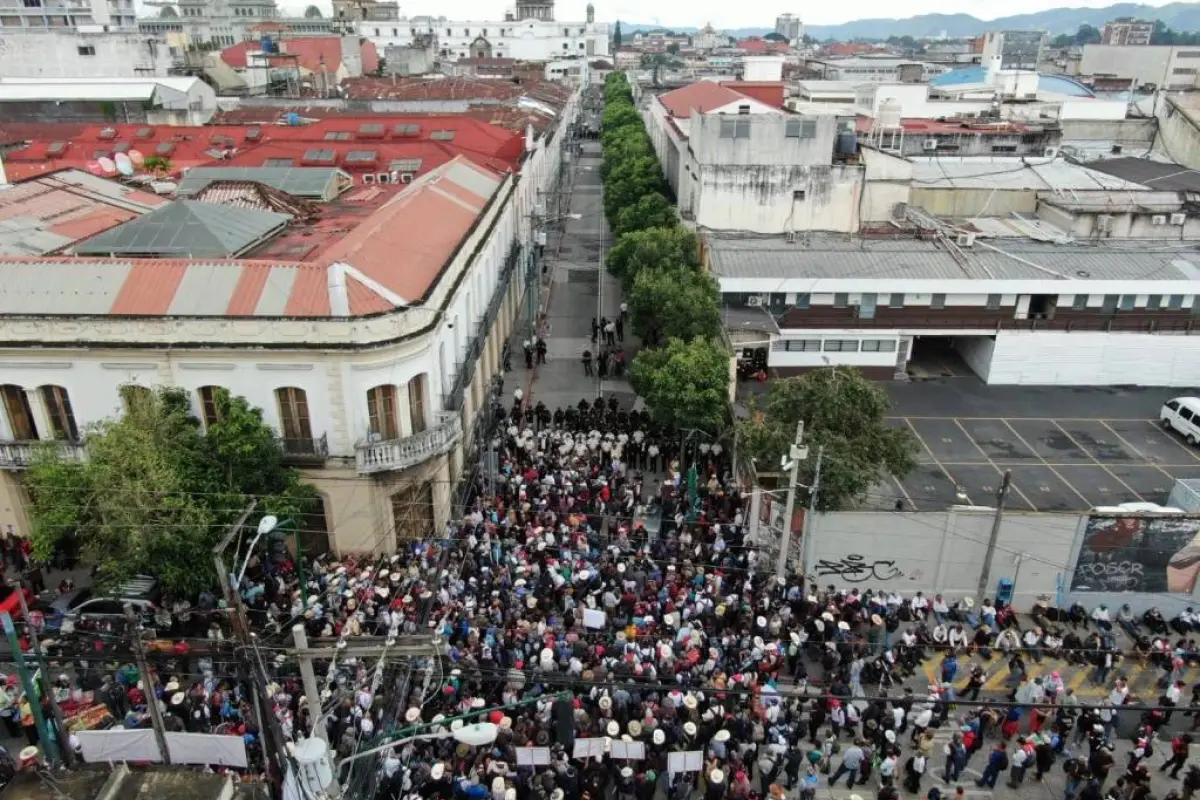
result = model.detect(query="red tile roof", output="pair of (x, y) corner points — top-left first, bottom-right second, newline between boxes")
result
(220, 37), (379, 76)
(340, 75), (572, 110)
(726, 81), (787, 109)
(658, 82), (753, 117)
(737, 38), (789, 54)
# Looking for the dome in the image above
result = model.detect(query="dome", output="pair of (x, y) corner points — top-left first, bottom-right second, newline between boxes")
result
(304, 4), (322, 16)
(930, 66), (1095, 98)
(158, 5), (178, 17)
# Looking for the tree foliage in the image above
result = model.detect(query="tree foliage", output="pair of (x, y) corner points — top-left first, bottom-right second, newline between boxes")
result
(737, 367), (919, 511)
(1050, 24), (1102, 47)
(630, 337), (729, 435)
(25, 386), (316, 596)
(628, 264), (721, 346)
(613, 20), (622, 48)
(605, 225), (700, 289)
(615, 191), (676, 235)
(1149, 20), (1200, 45)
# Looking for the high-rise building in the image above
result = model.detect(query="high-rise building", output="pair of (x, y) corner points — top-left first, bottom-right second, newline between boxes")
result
(981, 29), (1046, 72)
(0, 0), (137, 31)
(775, 13), (801, 42)
(1102, 17), (1155, 46)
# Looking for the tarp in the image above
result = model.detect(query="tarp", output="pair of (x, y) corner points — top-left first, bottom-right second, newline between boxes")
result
(167, 732), (248, 768)
(76, 729), (248, 768)
(77, 729), (161, 763)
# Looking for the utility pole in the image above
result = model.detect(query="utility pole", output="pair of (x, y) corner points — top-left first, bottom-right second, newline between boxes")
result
(798, 444), (825, 583)
(776, 421), (808, 580)
(976, 469), (1013, 602)
(0, 612), (57, 766)
(14, 585), (73, 767)
(292, 625), (328, 745)
(125, 604), (170, 764)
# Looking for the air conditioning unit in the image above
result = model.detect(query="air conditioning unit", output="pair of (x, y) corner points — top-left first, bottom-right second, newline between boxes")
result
(400, 173), (414, 183)
(956, 232), (976, 247)
(1044, 147), (1058, 159)
(377, 173), (391, 184)
(746, 295), (765, 307)
(1151, 214), (1168, 226)
(362, 173), (376, 184)
(1171, 212), (1187, 225)
(922, 138), (939, 151)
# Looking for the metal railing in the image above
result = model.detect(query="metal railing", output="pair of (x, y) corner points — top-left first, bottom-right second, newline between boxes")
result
(354, 415), (463, 475)
(778, 311), (1199, 333)
(0, 439), (87, 470)
(278, 432), (329, 463)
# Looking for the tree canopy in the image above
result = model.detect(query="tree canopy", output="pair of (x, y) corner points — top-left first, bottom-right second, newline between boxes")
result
(613, 21), (622, 48)
(25, 386), (316, 596)
(605, 225), (701, 288)
(628, 264), (721, 346)
(630, 337), (730, 435)
(614, 191), (676, 236)
(1050, 24), (1102, 47)
(737, 367), (919, 511)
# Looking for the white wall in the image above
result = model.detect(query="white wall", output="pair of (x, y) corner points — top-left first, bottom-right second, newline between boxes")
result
(0, 32), (169, 78)
(985, 331), (1200, 386)
(955, 335), (996, 381)
(356, 18), (610, 61)
(770, 333), (899, 369)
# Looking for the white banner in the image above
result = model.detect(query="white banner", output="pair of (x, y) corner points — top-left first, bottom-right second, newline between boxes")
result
(78, 729), (162, 763)
(166, 732), (248, 768)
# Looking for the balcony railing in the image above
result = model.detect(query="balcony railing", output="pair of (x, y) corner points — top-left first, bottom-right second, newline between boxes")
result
(279, 433), (329, 465)
(354, 415), (463, 475)
(0, 439), (87, 470)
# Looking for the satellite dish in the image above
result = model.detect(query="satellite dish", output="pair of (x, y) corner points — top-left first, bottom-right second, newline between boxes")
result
(127, 149), (145, 167)
(97, 157), (117, 175)
(114, 153), (134, 176)
(85, 160), (104, 176)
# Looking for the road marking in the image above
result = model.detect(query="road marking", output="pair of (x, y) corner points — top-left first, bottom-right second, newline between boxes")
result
(1049, 420), (1144, 502)
(890, 473), (919, 512)
(904, 418), (972, 505)
(952, 419), (1037, 511)
(1144, 419), (1200, 463)
(887, 416), (1153, 422)
(999, 420), (1092, 510)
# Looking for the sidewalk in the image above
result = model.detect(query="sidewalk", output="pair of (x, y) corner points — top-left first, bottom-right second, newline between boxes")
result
(522, 140), (640, 412)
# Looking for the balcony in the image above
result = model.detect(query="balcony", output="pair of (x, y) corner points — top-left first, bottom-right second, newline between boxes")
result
(279, 433), (329, 465)
(355, 415), (462, 475)
(0, 439), (87, 470)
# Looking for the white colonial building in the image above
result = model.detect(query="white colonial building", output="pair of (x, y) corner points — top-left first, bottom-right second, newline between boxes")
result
(357, 0), (609, 62)
(0, 84), (581, 553)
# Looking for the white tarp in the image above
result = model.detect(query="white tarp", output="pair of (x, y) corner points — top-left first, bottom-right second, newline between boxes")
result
(166, 732), (248, 768)
(78, 729), (162, 763)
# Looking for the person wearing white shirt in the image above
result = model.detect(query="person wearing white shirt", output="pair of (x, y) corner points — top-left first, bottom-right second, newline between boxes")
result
(932, 595), (950, 624)
(948, 625), (968, 650)
(911, 592), (930, 617)
(1091, 604), (1112, 631)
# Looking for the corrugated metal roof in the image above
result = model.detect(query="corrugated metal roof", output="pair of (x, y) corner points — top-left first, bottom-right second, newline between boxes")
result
(0, 77), (200, 102)
(909, 157), (1149, 191)
(1039, 191), (1184, 212)
(73, 200), (291, 259)
(176, 167), (348, 200)
(0, 260), (133, 315)
(708, 234), (1200, 283)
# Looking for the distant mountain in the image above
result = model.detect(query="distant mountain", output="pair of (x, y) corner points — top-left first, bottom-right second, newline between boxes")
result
(622, 3), (1200, 40)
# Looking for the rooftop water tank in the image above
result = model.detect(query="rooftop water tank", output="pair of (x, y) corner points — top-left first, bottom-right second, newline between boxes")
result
(876, 97), (902, 130)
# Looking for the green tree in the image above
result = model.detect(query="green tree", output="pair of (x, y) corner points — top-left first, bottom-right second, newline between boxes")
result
(630, 337), (729, 434)
(737, 367), (919, 511)
(605, 225), (700, 287)
(1074, 24), (1101, 45)
(604, 155), (662, 219)
(666, 42), (680, 55)
(628, 264), (721, 345)
(602, 103), (641, 132)
(25, 386), (316, 595)
(613, 21), (622, 48)
(615, 191), (675, 235)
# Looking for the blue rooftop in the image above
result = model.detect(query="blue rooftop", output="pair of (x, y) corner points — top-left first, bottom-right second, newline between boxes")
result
(930, 66), (1095, 98)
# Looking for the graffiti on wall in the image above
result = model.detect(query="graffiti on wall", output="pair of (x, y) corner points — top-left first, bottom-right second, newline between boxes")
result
(814, 555), (905, 583)
(1070, 515), (1200, 593)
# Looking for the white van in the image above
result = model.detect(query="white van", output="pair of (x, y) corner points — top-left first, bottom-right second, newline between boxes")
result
(1160, 396), (1200, 445)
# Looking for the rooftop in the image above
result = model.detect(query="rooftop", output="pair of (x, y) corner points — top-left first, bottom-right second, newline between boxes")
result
(930, 66), (1095, 98)
(176, 166), (352, 201)
(72, 200), (292, 259)
(340, 75), (572, 110)
(0, 155), (504, 318)
(220, 37), (379, 76)
(907, 156), (1148, 191)
(1087, 156), (1200, 193)
(657, 81), (773, 117)
(0, 170), (167, 257)
(707, 232), (1200, 283)
(0, 76), (205, 103)
(797, 80), (865, 94)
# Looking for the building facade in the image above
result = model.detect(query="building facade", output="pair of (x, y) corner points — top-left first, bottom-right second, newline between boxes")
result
(0, 31), (169, 78)
(138, 0), (334, 48)
(1102, 17), (1154, 46)
(0, 0), (135, 31)
(1081, 44), (1200, 89)
(0, 89), (582, 552)
(357, 13), (609, 62)
(774, 13), (801, 42)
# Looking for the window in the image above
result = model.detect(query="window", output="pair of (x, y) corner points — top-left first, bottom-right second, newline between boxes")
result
(77, 45), (96, 56)
(793, 293), (810, 310)
(861, 339), (897, 352)
(1169, 294), (1185, 310)
(263, 158), (293, 167)
(823, 339), (860, 352)
(990, 145), (1017, 153)
(391, 482), (434, 540)
(46, 141), (66, 156)
(1167, 399), (1181, 412)
(1101, 295), (1119, 313)
(120, 384), (152, 414)
(771, 339), (821, 352)
(345, 150), (378, 163)
(302, 148), (336, 164)
(393, 123), (421, 137)
(389, 157), (422, 173)
(931, 294), (946, 310)
(155, 141), (174, 155)
(1147, 295), (1163, 310)
(197, 386), (224, 428)
(832, 293), (849, 308)
(357, 122), (384, 136)
(40, 386), (78, 440)
(737, 104), (751, 115)
(986, 294), (1002, 310)
(1183, 408), (1196, 423)
(430, 130), (456, 141)
(888, 293), (905, 308)
(275, 387), (313, 446)
(785, 118), (817, 138)
(0, 386), (37, 440)
(1119, 295), (1136, 311)
(719, 118), (750, 139)
(1071, 294), (1088, 310)
(324, 131), (352, 141)
(367, 385), (399, 440)
(407, 374), (427, 434)
(1173, 68), (1198, 75)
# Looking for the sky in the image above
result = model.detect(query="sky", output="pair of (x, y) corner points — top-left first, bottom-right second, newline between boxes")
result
(277, 0), (1180, 28)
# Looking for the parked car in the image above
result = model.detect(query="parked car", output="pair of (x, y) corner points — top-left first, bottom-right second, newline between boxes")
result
(1160, 396), (1200, 445)
(42, 576), (160, 633)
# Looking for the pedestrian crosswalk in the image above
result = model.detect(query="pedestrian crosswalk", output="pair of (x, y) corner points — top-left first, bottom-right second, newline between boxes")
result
(917, 651), (1184, 700)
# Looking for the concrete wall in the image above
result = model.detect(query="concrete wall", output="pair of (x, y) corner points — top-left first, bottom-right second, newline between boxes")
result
(1036, 203), (1200, 240)
(984, 331), (1200, 386)
(1059, 117), (1156, 145)
(1157, 94), (1200, 170)
(0, 31), (168, 78)
(909, 186), (1039, 217)
(1081, 45), (1200, 89)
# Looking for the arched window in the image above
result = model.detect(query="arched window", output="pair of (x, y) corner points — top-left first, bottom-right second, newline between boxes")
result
(366, 385), (399, 440)
(275, 387), (313, 446)
(407, 374), (427, 434)
(197, 386), (225, 428)
(0, 385), (37, 440)
(39, 386), (78, 440)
